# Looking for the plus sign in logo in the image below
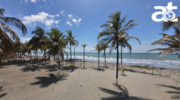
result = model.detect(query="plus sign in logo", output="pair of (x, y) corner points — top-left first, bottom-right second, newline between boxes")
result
(152, 2), (178, 22)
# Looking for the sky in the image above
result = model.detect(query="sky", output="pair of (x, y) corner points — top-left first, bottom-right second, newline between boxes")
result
(0, 0), (179, 53)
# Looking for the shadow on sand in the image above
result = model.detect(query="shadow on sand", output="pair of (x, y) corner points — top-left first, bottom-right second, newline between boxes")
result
(91, 67), (105, 72)
(62, 66), (80, 72)
(30, 73), (69, 88)
(156, 84), (180, 99)
(0, 87), (7, 98)
(20, 63), (65, 72)
(99, 84), (151, 100)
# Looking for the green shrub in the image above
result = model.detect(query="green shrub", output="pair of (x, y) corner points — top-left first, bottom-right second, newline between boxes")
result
(121, 68), (125, 75)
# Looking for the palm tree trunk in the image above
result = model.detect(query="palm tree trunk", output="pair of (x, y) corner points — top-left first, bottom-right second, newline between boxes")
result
(104, 49), (106, 67)
(74, 46), (75, 59)
(116, 39), (119, 84)
(58, 51), (61, 74)
(70, 44), (72, 59)
(98, 52), (99, 69)
(121, 46), (123, 68)
(83, 47), (85, 69)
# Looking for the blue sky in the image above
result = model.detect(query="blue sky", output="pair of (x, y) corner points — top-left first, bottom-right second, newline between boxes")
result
(0, 0), (179, 53)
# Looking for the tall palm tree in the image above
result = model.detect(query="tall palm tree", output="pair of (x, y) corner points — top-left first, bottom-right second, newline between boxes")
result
(82, 44), (87, 69)
(44, 28), (67, 74)
(97, 11), (138, 84)
(65, 30), (78, 59)
(100, 43), (108, 67)
(0, 8), (27, 59)
(118, 33), (141, 68)
(93, 44), (102, 69)
(28, 27), (47, 61)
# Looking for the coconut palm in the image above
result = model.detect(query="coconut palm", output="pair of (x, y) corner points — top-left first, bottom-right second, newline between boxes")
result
(0, 8), (27, 58)
(147, 33), (180, 57)
(100, 43), (108, 67)
(93, 44), (102, 69)
(44, 28), (67, 74)
(65, 30), (78, 59)
(147, 20), (180, 57)
(82, 44), (87, 69)
(28, 27), (48, 60)
(97, 11), (138, 84)
(118, 33), (141, 68)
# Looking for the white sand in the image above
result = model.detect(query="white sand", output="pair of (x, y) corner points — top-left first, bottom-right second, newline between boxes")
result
(0, 61), (179, 100)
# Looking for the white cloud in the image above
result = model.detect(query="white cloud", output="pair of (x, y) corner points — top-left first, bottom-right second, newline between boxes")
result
(66, 21), (72, 26)
(72, 18), (81, 26)
(34, 23), (37, 25)
(60, 10), (65, 16)
(49, 15), (55, 18)
(21, 38), (31, 43)
(22, 12), (49, 24)
(55, 20), (61, 24)
(67, 14), (73, 19)
(45, 19), (54, 26)
(22, 12), (60, 27)
(31, 0), (36, 3)
(42, 0), (45, 1)
(20, 1), (23, 3)
(55, 14), (59, 17)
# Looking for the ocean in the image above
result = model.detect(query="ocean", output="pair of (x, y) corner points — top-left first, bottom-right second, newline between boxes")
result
(65, 52), (180, 69)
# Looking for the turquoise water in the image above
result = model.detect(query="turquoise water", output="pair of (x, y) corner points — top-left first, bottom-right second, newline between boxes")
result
(66, 52), (180, 68)
(34, 52), (180, 68)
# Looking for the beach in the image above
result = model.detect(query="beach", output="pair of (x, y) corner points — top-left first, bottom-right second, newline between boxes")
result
(0, 60), (179, 100)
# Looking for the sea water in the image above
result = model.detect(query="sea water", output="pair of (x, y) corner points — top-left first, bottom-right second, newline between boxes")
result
(66, 52), (180, 69)
(32, 52), (180, 68)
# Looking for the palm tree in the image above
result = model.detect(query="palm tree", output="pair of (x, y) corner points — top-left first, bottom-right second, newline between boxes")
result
(93, 44), (102, 69)
(118, 33), (141, 68)
(44, 28), (67, 74)
(65, 30), (78, 59)
(147, 19), (180, 57)
(100, 43), (108, 67)
(147, 33), (180, 57)
(28, 27), (48, 62)
(0, 8), (27, 59)
(97, 11), (138, 84)
(82, 44), (87, 69)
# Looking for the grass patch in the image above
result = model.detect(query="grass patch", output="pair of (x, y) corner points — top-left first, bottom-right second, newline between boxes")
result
(130, 65), (152, 70)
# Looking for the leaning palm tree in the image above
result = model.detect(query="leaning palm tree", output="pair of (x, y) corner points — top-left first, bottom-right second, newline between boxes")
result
(100, 43), (108, 67)
(118, 33), (141, 68)
(0, 8), (27, 59)
(97, 11), (138, 84)
(147, 33), (180, 57)
(92, 44), (102, 69)
(44, 28), (67, 74)
(65, 30), (78, 59)
(82, 44), (87, 69)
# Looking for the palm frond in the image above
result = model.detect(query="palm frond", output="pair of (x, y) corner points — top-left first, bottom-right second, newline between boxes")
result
(0, 17), (27, 35)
